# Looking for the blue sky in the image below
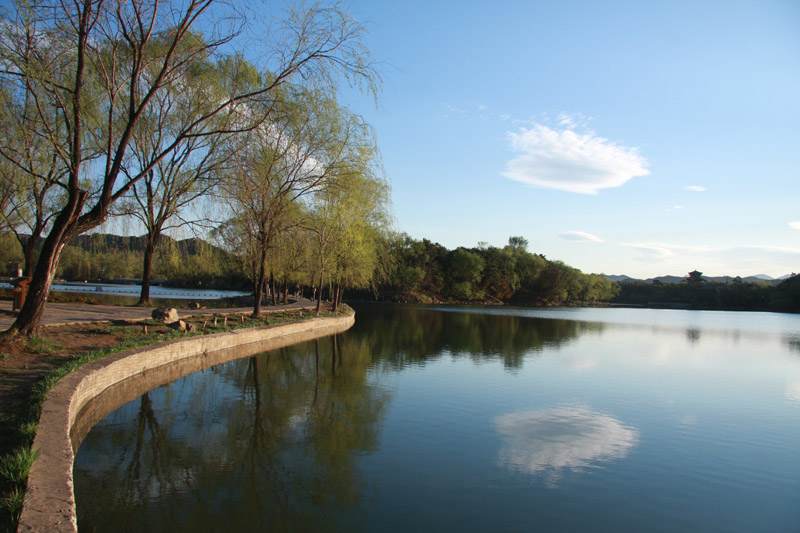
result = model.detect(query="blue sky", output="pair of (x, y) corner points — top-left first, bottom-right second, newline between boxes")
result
(338, 0), (799, 278)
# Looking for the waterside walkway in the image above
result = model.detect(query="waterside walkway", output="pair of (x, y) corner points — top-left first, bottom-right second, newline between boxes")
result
(0, 299), (316, 329)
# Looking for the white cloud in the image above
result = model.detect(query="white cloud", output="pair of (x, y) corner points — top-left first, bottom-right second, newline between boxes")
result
(559, 231), (604, 243)
(789, 221), (800, 230)
(684, 185), (706, 192)
(494, 406), (639, 484)
(625, 243), (674, 263)
(503, 123), (649, 194)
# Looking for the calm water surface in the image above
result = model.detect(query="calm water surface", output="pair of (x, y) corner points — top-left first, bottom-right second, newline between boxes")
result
(73, 304), (800, 532)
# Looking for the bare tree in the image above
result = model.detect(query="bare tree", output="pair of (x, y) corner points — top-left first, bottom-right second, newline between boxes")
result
(0, 23), (66, 276)
(0, 0), (378, 336)
(121, 64), (233, 305)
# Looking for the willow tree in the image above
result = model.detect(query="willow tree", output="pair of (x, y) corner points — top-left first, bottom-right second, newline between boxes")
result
(0, 0), (378, 337)
(328, 169), (389, 310)
(308, 145), (389, 313)
(222, 88), (373, 317)
(0, 36), (66, 276)
(120, 39), (239, 305)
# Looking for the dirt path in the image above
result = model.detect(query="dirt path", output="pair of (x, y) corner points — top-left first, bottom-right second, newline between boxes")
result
(0, 299), (315, 329)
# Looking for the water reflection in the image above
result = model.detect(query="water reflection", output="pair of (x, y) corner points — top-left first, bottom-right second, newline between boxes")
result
(785, 335), (800, 353)
(75, 335), (392, 532)
(351, 304), (604, 370)
(73, 304), (800, 532)
(494, 406), (639, 485)
(785, 382), (800, 403)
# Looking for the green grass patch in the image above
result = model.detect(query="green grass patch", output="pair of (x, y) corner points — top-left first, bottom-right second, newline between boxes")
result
(0, 446), (38, 529)
(25, 336), (63, 355)
(0, 485), (25, 526)
(0, 447), (38, 486)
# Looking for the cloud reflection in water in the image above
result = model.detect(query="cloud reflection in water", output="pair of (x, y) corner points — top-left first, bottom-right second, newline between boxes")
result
(494, 406), (639, 484)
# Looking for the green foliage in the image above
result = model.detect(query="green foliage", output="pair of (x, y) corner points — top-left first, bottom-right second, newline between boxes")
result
(51, 233), (244, 289)
(0, 233), (22, 269)
(0, 446), (38, 527)
(447, 248), (485, 301)
(613, 276), (795, 312)
(0, 447), (38, 486)
(771, 274), (800, 311)
(0, 485), (25, 525)
(376, 235), (618, 305)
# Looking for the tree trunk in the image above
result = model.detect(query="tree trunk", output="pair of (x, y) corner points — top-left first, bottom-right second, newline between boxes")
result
(332, 283), (340, 312)
(283, 276), (289, 303)
(137, 235), (159, 305)
(22, 236), (38, 277)
(7, 232), (68, 336)
(5, 186), (88, 337)
(315, 271), (324, 315)
(253, 257), (267, 318)
(253, 273), (265, 317)
(270, 271), (277, 306)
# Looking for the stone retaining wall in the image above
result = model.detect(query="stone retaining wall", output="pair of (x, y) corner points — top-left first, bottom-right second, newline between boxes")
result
(18, 312), (355, 532)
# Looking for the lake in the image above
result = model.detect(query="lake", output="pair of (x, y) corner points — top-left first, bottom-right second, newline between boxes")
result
(0, 280), (250, 300)
(73, 304), (800, 532)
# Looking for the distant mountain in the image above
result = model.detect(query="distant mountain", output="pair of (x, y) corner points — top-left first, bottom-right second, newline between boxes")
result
(603, 274), (634, 282)
(604, 272), (790, 286)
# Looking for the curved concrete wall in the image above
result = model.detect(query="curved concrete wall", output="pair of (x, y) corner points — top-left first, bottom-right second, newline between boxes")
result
(18, 312), (355, 532)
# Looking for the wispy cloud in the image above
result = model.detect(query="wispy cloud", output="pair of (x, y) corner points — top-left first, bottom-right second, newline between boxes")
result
(443, 102), (496, 120)
(621, 242), (800, 273)
(559, 231), (604, 243)
(503, 122), (649, 194)
(789, 221), (800, 230)
(683, 185), (706, 192)
(625, 243), (674, 263)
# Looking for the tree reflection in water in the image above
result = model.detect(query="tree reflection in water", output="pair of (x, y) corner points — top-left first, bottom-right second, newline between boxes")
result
(75, 333), (392, 531)
(75, 304), (605, 530)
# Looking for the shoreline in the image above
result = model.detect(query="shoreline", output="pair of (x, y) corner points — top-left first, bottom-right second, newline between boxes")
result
(17, 309), (355, 532)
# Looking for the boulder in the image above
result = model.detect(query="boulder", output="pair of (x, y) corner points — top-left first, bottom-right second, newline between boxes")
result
(152, 307), (179, 323)
(167, 319), (195, 333)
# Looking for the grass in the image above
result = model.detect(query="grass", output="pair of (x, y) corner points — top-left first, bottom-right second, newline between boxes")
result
(0, 448), (38, 486)
(0, 447), (38, 528)
(0, 304), (348, 532)
(25, 336), (63, 355)
(0, 486), (25, 527)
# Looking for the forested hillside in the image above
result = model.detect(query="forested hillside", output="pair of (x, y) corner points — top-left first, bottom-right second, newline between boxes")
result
(0, 233), (242, 289)
(373, 235), (618, 305)
(3, 231), (797, 312)
(613, 274), (800, 312)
